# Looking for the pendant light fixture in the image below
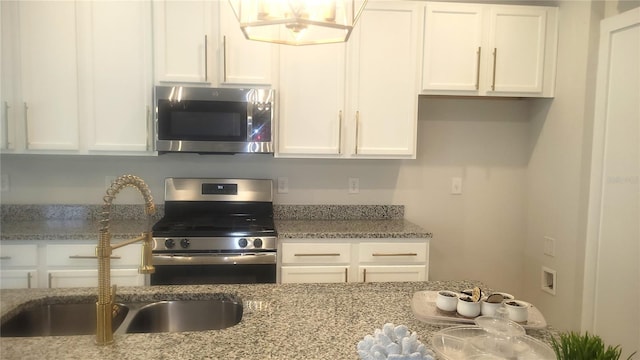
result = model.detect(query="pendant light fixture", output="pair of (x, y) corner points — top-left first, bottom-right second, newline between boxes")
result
(228, 0), (368, 46)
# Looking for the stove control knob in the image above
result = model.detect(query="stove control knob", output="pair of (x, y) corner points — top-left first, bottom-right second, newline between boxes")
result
(253, 238), (263, 248)
(238, 238), (248, 248)
(164, 239), (175, 249)
(180, 238), (190, 249)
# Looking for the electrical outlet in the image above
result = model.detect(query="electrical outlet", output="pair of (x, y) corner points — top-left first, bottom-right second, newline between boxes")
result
(1, 174), (9, 192)
(451, 177), (462, 195)
(277, 177), (289, 194)
(348, 178), (359, 194)
(543, 236), (556, 257)
(541, 267), (557, 295)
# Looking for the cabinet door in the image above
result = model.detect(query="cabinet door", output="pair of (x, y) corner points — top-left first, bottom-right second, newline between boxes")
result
(359, 265), (426, 282)
(1, 1), (17, 151)
(348, 1), (420, 157)
(0, 270), (38, 289)
(153, 0), (214, 83)
(281, 266), (348, 284)
(0, 244), (38, 267)
(277, 42), (346, 156)
(218, 1), (273, 85)
(48, 269), (144, 288)
(422, 3), (483, 93)
(18, 0), (79, 150)
(486, 6), (548, 94)
(78, 1), (152, 152)
(46, 244), (141, 267)
(281, 243), (351, 264)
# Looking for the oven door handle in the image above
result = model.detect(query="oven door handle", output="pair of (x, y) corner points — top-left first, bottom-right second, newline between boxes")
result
(152, 252), (276, 266)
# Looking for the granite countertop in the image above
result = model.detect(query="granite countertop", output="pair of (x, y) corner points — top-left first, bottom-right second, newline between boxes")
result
(0, 219), (431, 241)
(276, 219), (432, 239)
(0, 281), (554, 360)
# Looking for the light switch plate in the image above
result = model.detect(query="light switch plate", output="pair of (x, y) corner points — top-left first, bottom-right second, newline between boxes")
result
(348, 178), (359, 194)
(0, 174), (9, 192)
(451, 177), (462, 195)
(277, 177), (289, 194)
(543, 236), (555, 257)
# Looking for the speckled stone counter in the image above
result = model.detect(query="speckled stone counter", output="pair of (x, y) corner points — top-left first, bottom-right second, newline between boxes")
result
(276, 219), (431, 239)
(0, 282), (554, 360)
(1, 205), (431, 241)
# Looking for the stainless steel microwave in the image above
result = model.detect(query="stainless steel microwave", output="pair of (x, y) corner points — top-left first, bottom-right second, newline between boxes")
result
(155, 86), (275, 154)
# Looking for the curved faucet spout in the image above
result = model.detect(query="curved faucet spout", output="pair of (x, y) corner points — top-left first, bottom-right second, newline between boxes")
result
(96, 174), (156, 346)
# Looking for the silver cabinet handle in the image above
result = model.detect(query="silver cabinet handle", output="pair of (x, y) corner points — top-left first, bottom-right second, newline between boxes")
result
(146, 106), (151, 151)
(3, 101), (10, 149)
(0, 256), (11, 260)
(48, 273), (52, 288)
(223, 35), (227, 82)
(24, 102), (30, 149)
(491, 48), (497, 91)
(204, 35), (209, 82)
(294, 253), (341, 257)
(27, 272), (32, 289)
(354, 111), (360, 155)
(475, 47), (481, 90)
(69, 255), (121, 259)
(338, 110), (343, 154)
(363, 268), (367, 283)
(345, 268), (348, 283)
(372, 253), (418, 257)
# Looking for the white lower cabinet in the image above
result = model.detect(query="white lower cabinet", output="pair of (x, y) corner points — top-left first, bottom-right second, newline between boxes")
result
(0, 240), (145, 289)
(279, 239), (429, 284)
(46, 243), (144, 288)
(47, 269), (143, 288)
(0, 244), (39, 289)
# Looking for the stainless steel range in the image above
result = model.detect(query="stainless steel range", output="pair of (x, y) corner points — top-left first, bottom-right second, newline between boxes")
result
(150, 178), (277, 285)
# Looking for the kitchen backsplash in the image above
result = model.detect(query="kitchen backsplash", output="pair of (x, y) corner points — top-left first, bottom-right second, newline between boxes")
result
(1, 205), (404, 222)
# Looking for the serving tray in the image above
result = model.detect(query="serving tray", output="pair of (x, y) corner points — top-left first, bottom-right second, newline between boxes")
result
(410, 291), (547, 330)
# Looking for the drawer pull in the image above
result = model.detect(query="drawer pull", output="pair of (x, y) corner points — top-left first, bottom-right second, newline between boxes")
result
(345, 268), (348, 283)
(294, 253), (341, 257)
(372, 253), (418, 257)
(0, 256), (11, 260)
(69, 255), (121, 260)
(363, 268), (367, 283)
(27, 272), (32, 289)
(48, 273), (52, 288)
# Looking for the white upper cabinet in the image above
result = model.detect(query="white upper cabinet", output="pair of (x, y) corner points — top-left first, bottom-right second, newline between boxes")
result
(153, 0), (215, 83)
(277, 1), (421, 159)
(218, 1), (275, 85)
(347, 1), (421, 157)
(77, 0), (153, 152)
(421, 2), (558, 97)
(278, 42), (346, 156)
(1, 0), (153, 155)
(422, 3), (483, 92)
(18, 1), (80, 151)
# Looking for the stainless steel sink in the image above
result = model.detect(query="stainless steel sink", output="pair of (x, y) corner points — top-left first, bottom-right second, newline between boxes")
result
(0, 302), (129, 337)
(1, 297), (243, 337)
(125, 299), (243, 334)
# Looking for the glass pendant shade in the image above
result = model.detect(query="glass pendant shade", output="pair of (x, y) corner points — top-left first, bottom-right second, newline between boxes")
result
(229, 0), (368, 45)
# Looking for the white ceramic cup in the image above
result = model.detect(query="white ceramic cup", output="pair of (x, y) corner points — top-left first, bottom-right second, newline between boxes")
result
(491, 292), (515, 301)
(436, 290), (459, 312)
(480, 300), (503, 317)
(457, 296), (481, 318)
(504, 300), (530, 322)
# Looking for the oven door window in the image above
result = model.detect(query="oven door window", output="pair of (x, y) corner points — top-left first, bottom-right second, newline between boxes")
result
(157, 100), (247, 142)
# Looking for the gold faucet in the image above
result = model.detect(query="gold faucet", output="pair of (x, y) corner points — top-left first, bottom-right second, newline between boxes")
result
(96, 174), (156, 346)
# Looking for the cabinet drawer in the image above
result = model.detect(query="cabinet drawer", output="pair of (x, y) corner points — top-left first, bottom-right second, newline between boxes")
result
(281, 243), (351, 264)
(46, 244), (141, 267)
(0, 244), (39, 267)
(359, 265), (426, 282)
(281, 266), (349, 284)
(48, 269), (144, 288)
(0, 269), (38, 289)
(358, 242), (427, 263)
